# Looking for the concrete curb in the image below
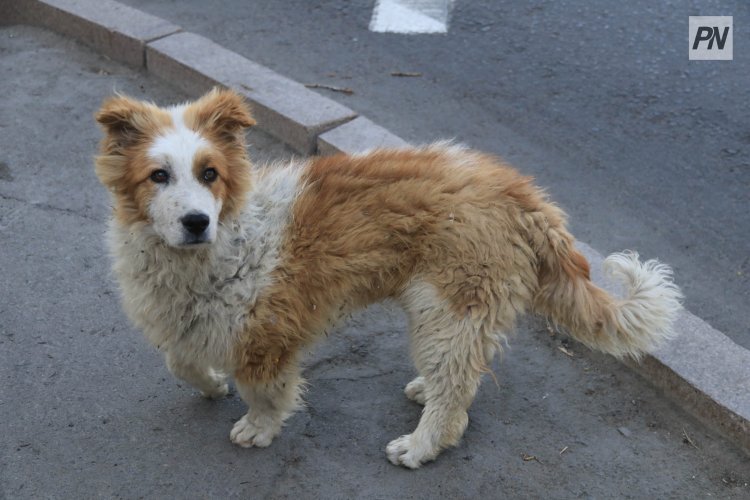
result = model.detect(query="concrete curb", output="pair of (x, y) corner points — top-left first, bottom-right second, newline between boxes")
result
(146, 32), (357, 154)
(0, 0), (180, 68)
(0, 0), (357, 155)
(4, 0), (748, 454)
(318, 116), (411, 155)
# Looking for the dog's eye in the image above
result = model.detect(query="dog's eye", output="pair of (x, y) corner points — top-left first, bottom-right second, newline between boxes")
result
(150, 169), (169, 184)
(202, 167), (218, 183)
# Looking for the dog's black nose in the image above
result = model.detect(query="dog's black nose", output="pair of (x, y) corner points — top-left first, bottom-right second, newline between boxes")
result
(181, 212), (210, 236)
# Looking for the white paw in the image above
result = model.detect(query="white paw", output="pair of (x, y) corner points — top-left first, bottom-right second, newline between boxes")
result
(386, 434), (437, 469)
(230, 413), (281, 448)
(200, 369), (229, 399)
(201, 382), (229, 399)
(404, 377), (426, 405)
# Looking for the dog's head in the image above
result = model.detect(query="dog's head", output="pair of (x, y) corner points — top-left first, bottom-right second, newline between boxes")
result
(95, 88), (255, 247)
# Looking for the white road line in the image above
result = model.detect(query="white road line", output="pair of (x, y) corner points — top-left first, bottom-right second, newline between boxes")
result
(369, 0), (453, 34)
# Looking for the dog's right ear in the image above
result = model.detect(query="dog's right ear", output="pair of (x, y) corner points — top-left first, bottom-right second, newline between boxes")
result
(95, 95), (166, 152)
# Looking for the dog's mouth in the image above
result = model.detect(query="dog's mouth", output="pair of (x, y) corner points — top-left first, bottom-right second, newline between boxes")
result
(180, 236), (213, 247)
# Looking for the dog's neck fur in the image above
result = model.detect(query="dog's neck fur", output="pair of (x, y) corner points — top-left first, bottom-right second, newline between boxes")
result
(108, 160), (306, 366)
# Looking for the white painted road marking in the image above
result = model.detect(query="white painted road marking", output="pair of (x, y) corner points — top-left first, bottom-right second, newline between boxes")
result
(369, 0), (453, 34)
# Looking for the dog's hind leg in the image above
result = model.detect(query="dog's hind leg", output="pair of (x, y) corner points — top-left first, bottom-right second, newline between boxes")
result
(230, 362), (304, 448)
(388, 281), (497, 469)
(165, 350), (229, 399)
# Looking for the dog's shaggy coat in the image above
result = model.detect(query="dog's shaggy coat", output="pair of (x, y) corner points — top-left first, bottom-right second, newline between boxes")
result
(95, 89), (682, 468)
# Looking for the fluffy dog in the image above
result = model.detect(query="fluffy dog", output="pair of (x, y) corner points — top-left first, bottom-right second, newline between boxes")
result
(94, 88), (682, 468)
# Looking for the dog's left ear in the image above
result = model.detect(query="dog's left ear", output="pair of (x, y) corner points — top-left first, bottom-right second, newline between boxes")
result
(190, 88), (256, 135)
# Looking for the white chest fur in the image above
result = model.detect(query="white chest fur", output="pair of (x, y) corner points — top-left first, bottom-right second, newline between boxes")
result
(108, 161), (305, 369)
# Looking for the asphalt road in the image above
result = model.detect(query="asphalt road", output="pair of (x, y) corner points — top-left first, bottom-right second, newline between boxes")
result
(1, 24), (749, 499)
(119, 0), (750, 350)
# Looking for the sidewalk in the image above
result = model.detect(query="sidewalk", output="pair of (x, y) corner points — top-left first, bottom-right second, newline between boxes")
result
(0, 24), (748, 498)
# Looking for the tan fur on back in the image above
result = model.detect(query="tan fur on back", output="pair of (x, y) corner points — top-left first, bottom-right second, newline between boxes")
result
(234, 144), (568, 381)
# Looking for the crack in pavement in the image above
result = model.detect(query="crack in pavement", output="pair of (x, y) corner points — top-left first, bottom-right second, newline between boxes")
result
(0, 191), (104, 223)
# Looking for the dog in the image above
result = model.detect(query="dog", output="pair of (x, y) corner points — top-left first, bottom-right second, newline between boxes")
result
(94, 88), (682, 468)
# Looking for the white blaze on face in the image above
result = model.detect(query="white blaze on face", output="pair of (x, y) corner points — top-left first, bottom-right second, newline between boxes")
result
(147, 106), (222, 247)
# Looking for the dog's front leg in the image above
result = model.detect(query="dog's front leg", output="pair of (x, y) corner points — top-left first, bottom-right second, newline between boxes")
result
(165, 350), (229, 399)
(230, 362), (304, 448)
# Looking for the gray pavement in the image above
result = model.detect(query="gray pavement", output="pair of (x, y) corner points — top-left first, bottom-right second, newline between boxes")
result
(117, 0), (750, 350)
(1, 25), (749, 499)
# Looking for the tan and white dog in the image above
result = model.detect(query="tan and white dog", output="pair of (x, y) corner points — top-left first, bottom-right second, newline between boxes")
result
(94, 88), (682, 468)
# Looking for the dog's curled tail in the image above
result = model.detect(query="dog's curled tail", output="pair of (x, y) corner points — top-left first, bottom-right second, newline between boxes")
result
(534, 246), (683, 359)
